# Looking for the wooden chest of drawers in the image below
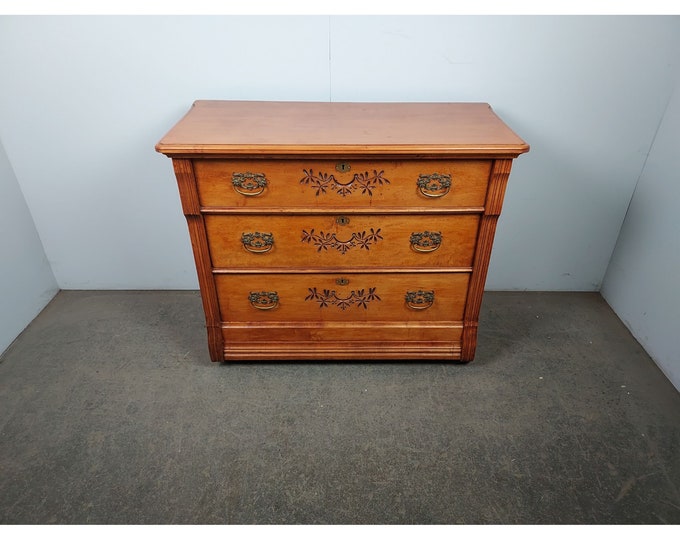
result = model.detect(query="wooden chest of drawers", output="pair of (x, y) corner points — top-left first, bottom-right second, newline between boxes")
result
(156, 101), (528, 362)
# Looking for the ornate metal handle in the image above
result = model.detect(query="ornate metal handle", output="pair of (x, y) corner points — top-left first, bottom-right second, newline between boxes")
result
(232, 172), (267, 197)
(405, 290), (435, 310)
(410, 231), (442, 253)
(248, 291), (279, 310)
(241, 232), (274, 254)
(417, 174), (452, 198)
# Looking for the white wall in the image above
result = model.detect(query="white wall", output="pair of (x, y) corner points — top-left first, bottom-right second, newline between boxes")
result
(0, 16), (330, 289)
(0, 16), (678, 291)
(0, 137), (58, 355)
(601, 80), (680, 391)
(330, 16), (679, 290)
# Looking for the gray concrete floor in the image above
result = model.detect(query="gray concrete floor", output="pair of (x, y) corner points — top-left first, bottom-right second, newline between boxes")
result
(0, 290), (679, 524)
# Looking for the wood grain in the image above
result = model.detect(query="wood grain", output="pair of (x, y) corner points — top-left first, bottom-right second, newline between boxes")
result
(214, 272), (469, 323)
(156, 101), (529, 157)
(222, 321), (463, 342)
(193, 158), (492, 209)
(204, 214), (480, 269)
(484, 159), (514, 216)
(172, 159), (201, 216)
(222, 341), (463, 361)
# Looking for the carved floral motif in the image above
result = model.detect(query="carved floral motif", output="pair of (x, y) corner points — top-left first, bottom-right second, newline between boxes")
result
(300, 169), (390, 197)
(305, 287), (381, 310)
(301, 228), (382, 254)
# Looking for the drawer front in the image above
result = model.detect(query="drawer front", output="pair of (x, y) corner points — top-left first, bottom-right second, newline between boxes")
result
(205, 214), (479, 269)
(221, 322), (463, 360)
(222, 321), (463, 343)
(194, 159), (491, 209)
(215, 272), (469, 322)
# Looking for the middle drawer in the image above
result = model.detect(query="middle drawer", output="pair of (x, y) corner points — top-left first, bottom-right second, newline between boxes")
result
(205, 214), (480, 269)
(215, 272), (469, 323)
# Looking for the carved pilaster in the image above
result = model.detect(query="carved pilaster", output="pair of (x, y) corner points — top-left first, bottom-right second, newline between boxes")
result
(484, 159), (513, 216)
(171, 158), (224, 361)
(461, 159), (513, 361)
(461, 321), (479, 361)
(172, 159), (201, 216)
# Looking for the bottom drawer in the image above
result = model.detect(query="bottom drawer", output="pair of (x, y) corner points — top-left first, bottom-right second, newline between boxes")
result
(215, 272), (470, 322)
(223, 320), (463, 342)
(215, 272), (469, 360)
(221, 322), (463, 360)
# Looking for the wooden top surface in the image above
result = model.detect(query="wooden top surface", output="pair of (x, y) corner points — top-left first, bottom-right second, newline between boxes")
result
(155, 100), (529, 157)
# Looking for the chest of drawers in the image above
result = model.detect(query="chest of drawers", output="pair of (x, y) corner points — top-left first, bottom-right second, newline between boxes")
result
(156, 101), (528, 362)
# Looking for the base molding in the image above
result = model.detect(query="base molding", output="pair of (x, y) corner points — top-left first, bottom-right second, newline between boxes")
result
(221, 341), (463, 361)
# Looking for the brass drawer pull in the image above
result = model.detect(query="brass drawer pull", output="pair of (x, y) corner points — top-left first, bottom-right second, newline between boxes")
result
(405, 290), (435, 310)
(241, 232), (274, 254)
(417, 173), (452, 198)
(232, 172), (267, 196)
(248, 291), (279, 310)
(410, 231), (442, 253)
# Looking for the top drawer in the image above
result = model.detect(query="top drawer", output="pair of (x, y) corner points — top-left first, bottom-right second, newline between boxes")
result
(193, 159), (491, 209)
